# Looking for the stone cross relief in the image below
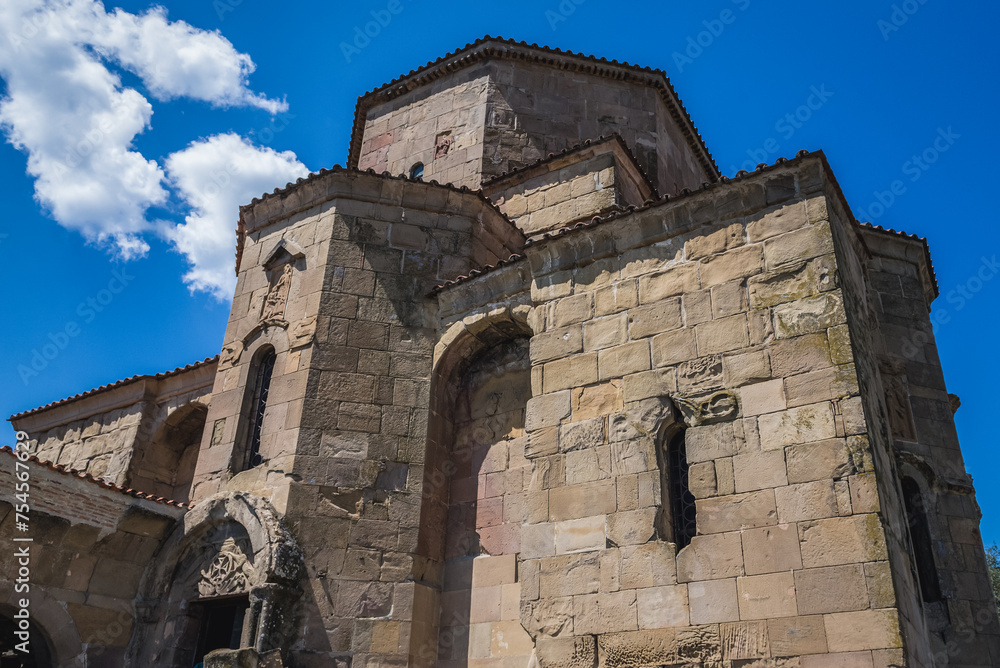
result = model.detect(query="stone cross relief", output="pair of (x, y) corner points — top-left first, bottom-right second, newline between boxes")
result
(198, 537), (255, 598)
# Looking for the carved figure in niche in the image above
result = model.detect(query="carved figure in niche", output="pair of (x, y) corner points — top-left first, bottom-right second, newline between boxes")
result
(261, 262), (293, 321)
(435, 131), (453, 158)
(198, 537), (255, 597)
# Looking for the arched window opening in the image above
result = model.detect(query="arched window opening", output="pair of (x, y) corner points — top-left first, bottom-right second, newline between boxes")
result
(409, 162), (424, 180)
(237, 347), (276, 472)
(902, 476), (942, 603)
(658, 429), (696, 549)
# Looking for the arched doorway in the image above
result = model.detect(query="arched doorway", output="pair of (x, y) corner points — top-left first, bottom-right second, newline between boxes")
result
(0, 613), (54, 668)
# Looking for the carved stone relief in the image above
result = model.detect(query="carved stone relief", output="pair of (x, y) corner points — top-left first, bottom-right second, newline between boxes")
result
(198, 536), (255, 598)
(671, 391), (739, 427)
(261, 263), (294, 322)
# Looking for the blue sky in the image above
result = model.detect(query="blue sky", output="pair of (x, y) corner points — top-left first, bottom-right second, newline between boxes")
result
(2, 0), (998, 544)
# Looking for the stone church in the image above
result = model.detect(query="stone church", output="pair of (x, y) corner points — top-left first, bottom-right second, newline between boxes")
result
(4, 36), (998, 667)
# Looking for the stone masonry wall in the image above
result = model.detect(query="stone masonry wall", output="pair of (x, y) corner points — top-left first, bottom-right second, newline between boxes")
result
(355, 58), (711, 196)
(207, 171), (524, 667)
(862, 228), (1000, 665)
(436, 155), (912, 666)
(484, 60), (707, 195)
(357, 65), (490, 188)
(0, 454), (183, 667)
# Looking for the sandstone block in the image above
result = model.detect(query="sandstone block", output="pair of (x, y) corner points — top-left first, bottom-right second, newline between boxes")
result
(794, 564), (868, 615)
(686, 222), (745, 260)
(689, 578), (740, 624)
(747, 201), (809, 242)
(677, 532), (744, 582)
(823, 609), (903, 651)
(683, 289), (714, 325)
(688, 461), (718, 499)
(784, 365), (858, 409)
(620, 542), (678, 589)
(549, 480), (616, 521)
(685, 423), (740, 463)
(740, 379), (787, 417)
(697, 314), (750, 354)
(701, 245), (764, 287)
(521, 522), (555, 559)
(622, 369), (678, 403)
(773, 293), (846, 339)
(651, 329), (699, 367)
(736, 572), (797, 620)
(531, 325), (584, 363)
(536, 635), (597, 668)
(764, 224), (835, 270)
(678, 355), (724, 392)
(748, 255), (837, 309)
(555, 515), (606, 554)
(769, 333), (832, 378)
(636, 585), (689, 629)
(551, 293), (593, 328)
(767, 615), (829, 656)
(584, 313), (628, 352)
(712, 280), (749, 318)
(697, 491), (777, 534)
(526, 391), (573, 431)
(628, 300), (683, 339)
(758, 403), (837, 449)
(733, 450), (788, 493)
(539, 553), (601, 599)
(741, 524), (802, 575)
(864, 562), (895, 609)
(597, 629), (679, 667)
(775, 481), (839, 523)
(599, 341), (652, 380)
(723, 349), (772, 388)
(594, 589), (638, 633)
(848, 474), (880, 514)
(785, 439), (853, 483)
(595, 281), (639, 316)
(798, 515), (888, 568)
(572, 381), (624, 421)
(559, 417), (605, 453)
(606, 508), (657, 547)
(638, 264), (700, 304)
(544, 353), (599, 393)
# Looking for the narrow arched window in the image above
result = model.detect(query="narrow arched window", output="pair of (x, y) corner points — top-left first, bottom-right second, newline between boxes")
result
(658, 430), (696, 549)
(237, 347), (276, 472)
(901, 476), (942, 603)
(409, 162), (424, 180)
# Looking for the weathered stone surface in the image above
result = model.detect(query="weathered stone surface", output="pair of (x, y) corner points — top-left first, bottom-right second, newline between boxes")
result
(736, 572), (797, 620)
(636, 585), (689, 629)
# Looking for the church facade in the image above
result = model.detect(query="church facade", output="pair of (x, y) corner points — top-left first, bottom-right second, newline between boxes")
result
(5, 37), (999, 667)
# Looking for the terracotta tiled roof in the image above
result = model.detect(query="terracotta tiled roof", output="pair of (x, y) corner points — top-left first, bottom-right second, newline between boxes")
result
(428, 253), (527, 296)
(857, 222), (939, 298)
(0, 445), (192, 509)
(345, 36), (720, 183)
(8, 356), (219, 421)
(481, 134), (660, 200)
(235, 165), (524, 274)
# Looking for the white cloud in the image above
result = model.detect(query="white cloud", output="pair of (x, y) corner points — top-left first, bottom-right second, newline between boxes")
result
(0, 0), (296, 275)
(166, 133), (308, 299)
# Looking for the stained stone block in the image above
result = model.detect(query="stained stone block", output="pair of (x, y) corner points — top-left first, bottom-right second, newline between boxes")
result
(741, 525), (802, 575)
(758, 403), (837, 449)
(636, 585), (689, 629)
(736, 572), (797, 620)
(767, 616), (829, 656)
(794, 564), (869, 615)
(688, 578), (740, 624)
